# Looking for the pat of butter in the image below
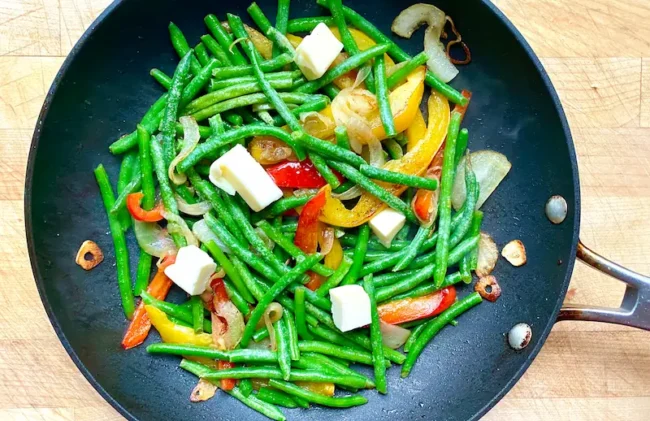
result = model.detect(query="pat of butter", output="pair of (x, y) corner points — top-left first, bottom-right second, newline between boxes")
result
(295, 23), (344, 81)
(164, 245), (216, 296)
(369, 208), (406, 248)
(209, 144), (283, 212)
(329, 285), (371, 332)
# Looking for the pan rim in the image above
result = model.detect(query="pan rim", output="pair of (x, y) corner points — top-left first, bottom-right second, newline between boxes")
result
(23, 1), (581, 420)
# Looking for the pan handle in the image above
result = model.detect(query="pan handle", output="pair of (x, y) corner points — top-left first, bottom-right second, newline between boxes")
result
(557, 241), (650, 330)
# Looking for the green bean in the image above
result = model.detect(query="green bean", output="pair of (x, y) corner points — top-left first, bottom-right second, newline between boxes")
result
(181, 125), (306, 173)
(279, 221), (298, 233)
(433, 111), (462, 287)
(344, 329), (406, 365)
(298, 352), (374, 388)
(271, 96), (330, 126)
(275, 316), (292, 380)
(269, 379), (367, 408)
(332, 180), (356, 195)
(194, 42), (210, 66)
(253, 195), (313, 221)
(240, 254), (323, 346)
(329, 161), (417, 222)
(266, 27), (295, 59)
(460, 211), (482, 283)
(161, 51), (193, 165)
(360, 164), (438, 190)
(257, 387), (301, 408)
(141, 292), (211, 333)
(220, 192), (285, 274)
(189, 296), (203, 333)
(297, 341), (373, 365)
(286, 17), (335, 33)
(294, 287), (312, 340)
(291, 131), (366, 168)
(200, 34), (232, 66)
(115, 151), (137, 230)
(174, 184), (197, 205)
(239, 379), (254, 397)
(402, 292), (482, 376)
(205, 214), (280, 281)
(403, 323), (425, 353)
(295, 43), (390, 94)
(284, 311), (300, 361)
(376, 235), (480, 302)
(150, 68), (172, 89)
(455, 128), (469, 169)
(275, 0), (291, 57)
(334, 126), (351, 150)
(315, 255), (353, 297)
(363, 275), (387, 393)
(190, 91), (313, 122)
(110, 161), (142, 218)
(316, 0), (468, 105)
(210, 71), (297, 91)
(184, 78), (293, 115)
(389, 272), (462, 302)
(223, 111), (244, 126)
(247, 3), (273, 34)
(386, 51), (428, 89)
(150, 138), (186, 248)
(341, 224), (369, 285)
(204, 14), (248, 65)
(223, 278), (252, 316)
(199, 365), (367, 389)
(180, 360), (287, 421)
(187, 171), (245, 242)
(168, 22), (202, 75)
(373, 55), (395, 136)
(212, 53), (294, 79)
(384, 138), (403, 160)
(94, 165), (135, 319)
(231, 255), (266, 301)
(393, 226), (430, 272)
(308, 324), (366, 352)
(228, 14), (303, 133)
(309, 152), (341, 189)
(109, 94), (168, 154)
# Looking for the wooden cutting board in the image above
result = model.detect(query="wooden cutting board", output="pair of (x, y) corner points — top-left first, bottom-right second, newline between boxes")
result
(1, 0), (649, 419)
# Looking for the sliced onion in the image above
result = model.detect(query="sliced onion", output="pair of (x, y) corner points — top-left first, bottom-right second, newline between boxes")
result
(247, 337), (272, 350)
(332, 185), (363, 200)
(423, 27), (459, 83)
(318, 226), (335, 256)
(451, 150), (512, 211)
(367, 138), (386, 167)
(255, 227), (275, 251)
(334, 228), (346, 238)
(380, 321), (411, 349)
(162, 210), (198, 247)
(212, 297), (245, 350)
(293, 188), (319, 198)
(175, 194), (211, 216)
(190, 379), (218, 402)
(192, 219), (231, 254)
(168, 116), (200, 185)
(300, 111), (336, 139)
(391, 3), (445, 38)
(331, 87), (378, 153)
(261, 303), (283, 350)
(476, 232), (498, 277)
(249, 136), (296, 165)
(133, 220), (177, 258)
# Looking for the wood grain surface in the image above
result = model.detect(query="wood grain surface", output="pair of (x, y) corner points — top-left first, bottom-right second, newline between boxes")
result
(1, 0), (650, 419)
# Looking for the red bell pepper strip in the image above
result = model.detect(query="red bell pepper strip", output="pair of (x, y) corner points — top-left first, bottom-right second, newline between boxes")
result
(305, 272), (325, 291)
(294, 190), (327, 254)
(267, 160), (343, 189)
(454, 90), (472, 122)
(377, 286), (457, 325)
(121, 270), (173, 349)
(126, 192), (165, 222)
(210, 278), (238, 390)
(217, 360), (237, 390)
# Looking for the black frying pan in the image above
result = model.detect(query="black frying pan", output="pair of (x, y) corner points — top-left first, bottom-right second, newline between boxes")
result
(24, 0), (650, 420)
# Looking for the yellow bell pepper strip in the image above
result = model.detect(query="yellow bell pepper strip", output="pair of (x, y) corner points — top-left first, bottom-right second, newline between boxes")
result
(221, 21), (274, 59)
(324, 237), (343, 270)
(406, 110), (427, 152)
(295, 381), (335, 397)
(319, 89), (450, 227)
(145, 305), (213, 346)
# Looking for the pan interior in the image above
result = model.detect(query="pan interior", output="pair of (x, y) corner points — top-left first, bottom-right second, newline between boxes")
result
(26, 0), (579, 420)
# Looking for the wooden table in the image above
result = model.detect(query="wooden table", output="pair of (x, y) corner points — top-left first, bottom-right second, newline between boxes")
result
(2, 0), (650, 419)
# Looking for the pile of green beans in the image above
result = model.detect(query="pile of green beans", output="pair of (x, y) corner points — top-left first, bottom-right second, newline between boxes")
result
(94, 2), (492, 420)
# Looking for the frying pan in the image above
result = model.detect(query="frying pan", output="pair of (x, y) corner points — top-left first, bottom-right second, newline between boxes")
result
(24, 0), (650, 419)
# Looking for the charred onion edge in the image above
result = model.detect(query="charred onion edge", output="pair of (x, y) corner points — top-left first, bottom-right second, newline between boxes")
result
(75, 240), (104, 270)
(474, 275), (501, 302)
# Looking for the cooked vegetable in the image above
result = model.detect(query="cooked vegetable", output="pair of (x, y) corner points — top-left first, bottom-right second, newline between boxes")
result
(476, 232), (498, 277)
(451, 150), (512, 210)
(474, 275), (502, 302)
(75, 240), (104, 270)
(502, 240), (527, 267)
(546, 195), (568, 224)
(508, 323), (532, 350)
